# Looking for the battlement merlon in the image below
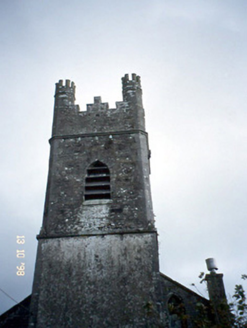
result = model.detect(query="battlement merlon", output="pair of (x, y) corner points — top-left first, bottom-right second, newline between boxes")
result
(54, 79), (76, 106)
(122, 73), (143, 107)
(86, 96), (109, 111)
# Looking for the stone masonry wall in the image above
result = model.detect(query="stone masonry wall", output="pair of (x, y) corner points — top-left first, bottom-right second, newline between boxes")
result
(29, 75), (164, 328)
(41, 131), (153, 237)
(33, 233), (161, 328)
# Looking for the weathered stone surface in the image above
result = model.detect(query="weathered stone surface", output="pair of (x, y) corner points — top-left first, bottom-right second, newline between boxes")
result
(160, 273), (210, 328)
(32, 234), (161, 327)
(29, 74), (165, 327)
(0, 75), (219, 328)
(41, 132), (153, 236)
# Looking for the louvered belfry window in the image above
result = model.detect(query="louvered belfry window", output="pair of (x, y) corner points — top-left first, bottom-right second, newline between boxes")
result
(84, 161), (111, 200)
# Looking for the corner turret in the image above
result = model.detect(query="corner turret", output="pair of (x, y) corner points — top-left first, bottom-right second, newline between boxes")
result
(54, 79), (76, 106)
(122, 73), (145, 130)
(122, 73), (143, 107)
(52, 79), (79, 136)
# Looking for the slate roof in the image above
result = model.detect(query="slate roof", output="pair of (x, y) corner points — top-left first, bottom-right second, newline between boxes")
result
(0, 295), (31, 328)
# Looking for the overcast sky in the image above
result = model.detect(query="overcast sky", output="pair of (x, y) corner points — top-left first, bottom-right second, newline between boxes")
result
(1, 0), (247, 314)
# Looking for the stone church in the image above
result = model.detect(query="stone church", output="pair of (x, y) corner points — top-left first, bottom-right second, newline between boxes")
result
(0, 74), (229, 327)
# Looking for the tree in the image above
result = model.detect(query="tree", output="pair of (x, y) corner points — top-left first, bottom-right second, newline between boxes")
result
(229, 275), (247, 328)
(192, 273), (247, 327)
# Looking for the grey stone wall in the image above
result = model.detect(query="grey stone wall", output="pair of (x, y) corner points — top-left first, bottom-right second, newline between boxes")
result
(160, 273), (210, 328)
(41, 132), (153, 237)
(29, 75), (165, 327)
(31, 234), (162, 328)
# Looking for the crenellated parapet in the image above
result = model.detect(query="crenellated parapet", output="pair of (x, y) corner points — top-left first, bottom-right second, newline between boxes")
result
(86, 96), (109, 111)
(86, 97), (129, 112)
(52, 74), (145, 136)
(55, 79), (76, 105)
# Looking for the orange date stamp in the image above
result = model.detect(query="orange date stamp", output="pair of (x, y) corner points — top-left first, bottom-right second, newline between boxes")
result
(16, 236), (25, 276)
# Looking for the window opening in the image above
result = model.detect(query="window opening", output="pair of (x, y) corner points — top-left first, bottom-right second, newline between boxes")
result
(168, 295), (188, 328)
(84, 161), (111, 200)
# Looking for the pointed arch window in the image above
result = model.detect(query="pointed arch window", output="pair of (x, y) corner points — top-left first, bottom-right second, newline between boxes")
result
(84, 161), (111, 201)
(168, 295), (188, 328)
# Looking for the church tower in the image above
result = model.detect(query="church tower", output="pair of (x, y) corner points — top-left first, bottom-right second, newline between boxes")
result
(29, 74), (164, 327)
